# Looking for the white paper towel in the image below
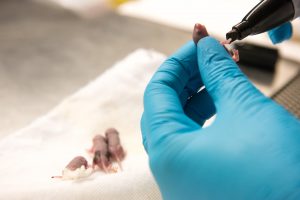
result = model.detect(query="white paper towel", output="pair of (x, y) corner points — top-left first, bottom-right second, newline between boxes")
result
(0, 49), (166, 200)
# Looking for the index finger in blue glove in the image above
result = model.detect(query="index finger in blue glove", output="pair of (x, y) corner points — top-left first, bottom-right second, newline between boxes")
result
(142, 41), (202, 151)
(197, 37), (266, 111)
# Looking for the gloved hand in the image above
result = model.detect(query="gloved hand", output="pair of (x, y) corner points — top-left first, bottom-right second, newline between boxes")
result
(268, 22), (293, 44)
(141, 36), (300, 200)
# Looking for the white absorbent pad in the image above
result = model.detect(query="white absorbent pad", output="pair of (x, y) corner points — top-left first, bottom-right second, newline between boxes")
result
(0, 49), (166, 200)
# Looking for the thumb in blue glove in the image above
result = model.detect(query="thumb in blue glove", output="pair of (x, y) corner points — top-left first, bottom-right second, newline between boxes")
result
(268, 22), (293, 44)
(141, 36), (300, 200)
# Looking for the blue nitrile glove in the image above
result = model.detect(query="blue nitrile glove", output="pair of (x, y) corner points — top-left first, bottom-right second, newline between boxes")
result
(141, 36), (300, 200)
(268, 22), (293, 44)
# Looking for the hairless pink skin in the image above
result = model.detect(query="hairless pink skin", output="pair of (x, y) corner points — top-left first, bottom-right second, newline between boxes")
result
(105, 128), (126, 170)
(193, 23), (209, 44)
(193, 23), (239, 62)
(66, 156), (88, 170)
(231, 49), (239, 62)
(220, 39), (240, 62)
(51, 156), (89, 178)
(91, 135), (110, 172)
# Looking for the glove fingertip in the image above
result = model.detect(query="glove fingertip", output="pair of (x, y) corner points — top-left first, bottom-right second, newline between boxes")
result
(268, 22), (293, 44)
(197, 36), (219, 51)
(197, 36), (233, 60)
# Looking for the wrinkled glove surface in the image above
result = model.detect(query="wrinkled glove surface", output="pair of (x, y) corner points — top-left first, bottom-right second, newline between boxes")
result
(141, 36), (300, 200)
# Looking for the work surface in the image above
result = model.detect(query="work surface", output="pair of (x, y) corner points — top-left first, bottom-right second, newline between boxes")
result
(1, 0), (299, 138)
(0, 49), (165, 200)
(1, 0), (300, 199)
(0, 0), (191, 138)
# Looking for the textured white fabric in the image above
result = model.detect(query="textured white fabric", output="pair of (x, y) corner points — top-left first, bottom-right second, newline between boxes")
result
(0, 49), (166, 200)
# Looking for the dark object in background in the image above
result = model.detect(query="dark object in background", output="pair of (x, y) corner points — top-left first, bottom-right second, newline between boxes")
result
(233, 42), (279, 72)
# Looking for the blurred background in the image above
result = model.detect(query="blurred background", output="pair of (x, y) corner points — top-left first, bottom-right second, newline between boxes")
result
(1, 0), (300, 138)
